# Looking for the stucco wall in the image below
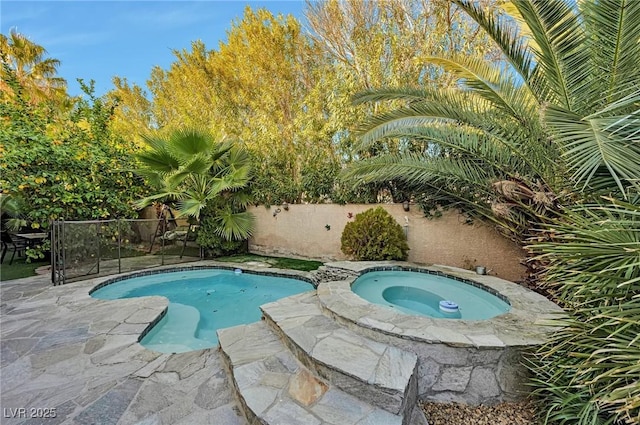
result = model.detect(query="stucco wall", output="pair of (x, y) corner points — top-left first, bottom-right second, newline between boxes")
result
(248, 204), (527, 282)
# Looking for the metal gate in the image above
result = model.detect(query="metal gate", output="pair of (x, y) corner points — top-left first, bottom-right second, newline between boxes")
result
(51, 218), (201, 285)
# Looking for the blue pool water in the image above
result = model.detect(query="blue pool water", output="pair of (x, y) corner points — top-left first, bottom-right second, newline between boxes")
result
(91, 269), (313, 353)
(351, 271), (510, 320)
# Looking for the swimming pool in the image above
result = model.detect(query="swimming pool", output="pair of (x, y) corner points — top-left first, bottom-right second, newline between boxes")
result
(91, 269), (313, 353)
(351, 270), (510, 320)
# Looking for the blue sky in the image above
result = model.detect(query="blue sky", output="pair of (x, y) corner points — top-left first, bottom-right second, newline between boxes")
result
(1, 1), (307, 96)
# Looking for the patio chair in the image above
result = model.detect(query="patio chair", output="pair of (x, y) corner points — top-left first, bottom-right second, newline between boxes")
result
(1, 231), (28, 265)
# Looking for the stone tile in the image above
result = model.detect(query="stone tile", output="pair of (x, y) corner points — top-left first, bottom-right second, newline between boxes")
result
(235, 361), (269, 391)
(260, 371), (290, 390)
(194, 371), (234, 410)
(263, 400), (321, 425)
(432, 366), (473, 392)
(311, 388), (372, 424)
(1, 357), (40, 393)
(126, 308), (163, 324)
(174, 404), (245, 425)
(134, 354), (170, 378)
(283, 325), (318, 353)
(30, 343), (84, 369)
(109, 322), (148, 335)
(356, 408), (403, 425)
(288, 368), (328, 406)
(372, 346), (417, 391)
(242, 386), (279, 416)
(312, 334), (381, 383)
(466, 366), (501, 400)
(31, 326), (91, 353)
(0, 337), (39, 362)
(73, 378), (142, 425)
(467, 334), (506, 348)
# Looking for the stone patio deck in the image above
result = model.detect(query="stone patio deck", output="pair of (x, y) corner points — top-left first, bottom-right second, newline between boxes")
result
(0, 270), (244, 425)
(1, 260), (562, 425)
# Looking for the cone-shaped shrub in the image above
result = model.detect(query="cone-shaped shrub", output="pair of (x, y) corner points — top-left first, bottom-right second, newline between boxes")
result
(341, 207), (409, 261)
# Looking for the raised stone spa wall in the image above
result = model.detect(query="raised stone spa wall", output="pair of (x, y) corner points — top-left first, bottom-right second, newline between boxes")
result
(248, 204), (527, 281)
(320, 308), (528, 404)
(317, 262), (563, 405)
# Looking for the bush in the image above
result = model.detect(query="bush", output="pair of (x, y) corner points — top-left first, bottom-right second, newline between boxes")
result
(341, 207), (409, 261)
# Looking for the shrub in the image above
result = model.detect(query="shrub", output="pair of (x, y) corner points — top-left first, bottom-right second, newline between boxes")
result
(341, 207), (409, 261)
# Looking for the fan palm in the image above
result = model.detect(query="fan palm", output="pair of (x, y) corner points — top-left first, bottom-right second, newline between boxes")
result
(344, 0), (640, 241)
(135, 128), (254, 241)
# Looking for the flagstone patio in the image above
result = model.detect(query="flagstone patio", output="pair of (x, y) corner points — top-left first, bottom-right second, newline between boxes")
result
(0, 270), (244, 425)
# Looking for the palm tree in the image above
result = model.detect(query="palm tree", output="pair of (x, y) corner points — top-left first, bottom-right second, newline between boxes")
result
(345, 1), (640, 423)
(344, 0), (640, 241)
(135, 128), (255, 242)
(0, 30), (67, 103)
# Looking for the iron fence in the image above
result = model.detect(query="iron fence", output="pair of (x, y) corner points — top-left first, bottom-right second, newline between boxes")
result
(51, 218), (201, 285)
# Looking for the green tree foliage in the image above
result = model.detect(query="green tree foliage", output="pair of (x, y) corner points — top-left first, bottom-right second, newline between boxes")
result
(344, 1), (640, 423)
(137, 8), (338, 205)
(341, 207), (409, 260)
(111, 3), (498, 205)
(0, 29), (68, 105)
(107, 76), (155, 149)
(1, 68), (147, 258)
(307, 0), (501, 200)
(344, 0), (640, 241)
(135, 128), (255, 244)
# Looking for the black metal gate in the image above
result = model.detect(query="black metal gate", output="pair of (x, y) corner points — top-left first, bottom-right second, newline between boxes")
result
(51, 218), (201, 285)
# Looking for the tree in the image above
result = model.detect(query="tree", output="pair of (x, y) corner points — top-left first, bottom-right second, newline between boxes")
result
(0, 69), (147, 259)
(107, 76), (155, 149)
(344, 1), (640, 423)
(135, 128), (255, 242)
(306, 0), (502, 201)
(0, 30), (67, 104)
(344, 0), (640, 241)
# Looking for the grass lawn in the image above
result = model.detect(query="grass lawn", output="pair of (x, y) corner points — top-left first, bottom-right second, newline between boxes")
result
(0, 260), (50, 282)
(215, 253), (323, 271)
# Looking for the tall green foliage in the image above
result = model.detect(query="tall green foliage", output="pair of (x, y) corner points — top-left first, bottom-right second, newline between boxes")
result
(528, 203), (640, 425)
(135, 128), (255, 243)
(344, 1), (640, 423)
(0, 67), (147, 259)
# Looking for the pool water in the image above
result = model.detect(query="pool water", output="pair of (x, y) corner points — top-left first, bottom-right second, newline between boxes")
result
(91, 269), (313, 353)
(351, 271), (510, 320)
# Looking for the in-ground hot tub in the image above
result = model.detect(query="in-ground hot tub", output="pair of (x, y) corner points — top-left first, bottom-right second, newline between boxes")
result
(316, 261), (564, 406)
(352, 270), (511, 319)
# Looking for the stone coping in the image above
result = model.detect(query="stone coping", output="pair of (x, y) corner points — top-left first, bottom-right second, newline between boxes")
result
(317, 261), (564, 349)
(86, 261), (316, 345)
(88, 260), (317, 295)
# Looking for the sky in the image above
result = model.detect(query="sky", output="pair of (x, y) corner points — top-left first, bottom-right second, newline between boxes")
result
(1, 0), (307, 96)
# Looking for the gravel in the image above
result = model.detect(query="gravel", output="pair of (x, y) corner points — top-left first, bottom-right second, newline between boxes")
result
(421, 400), (538, 425)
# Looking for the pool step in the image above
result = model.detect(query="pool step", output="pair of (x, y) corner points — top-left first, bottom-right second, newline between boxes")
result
(260, 292), (419, 418)
(218, 321), (417, 425)
(141, 302), (212, 353)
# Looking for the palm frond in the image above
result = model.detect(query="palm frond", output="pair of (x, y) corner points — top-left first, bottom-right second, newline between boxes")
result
(423, 54), (537, 123)
(513, 0), (589, 110)
(583, 0), (640, 106)
(210, 210), (255, 241)
(168, 128), (214, 157)
(453, 0), (536, 83)
(546, 104), (640, 195)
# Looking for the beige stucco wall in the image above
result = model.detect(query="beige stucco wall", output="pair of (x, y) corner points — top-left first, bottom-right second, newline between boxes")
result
(248, 204), (527, 282)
